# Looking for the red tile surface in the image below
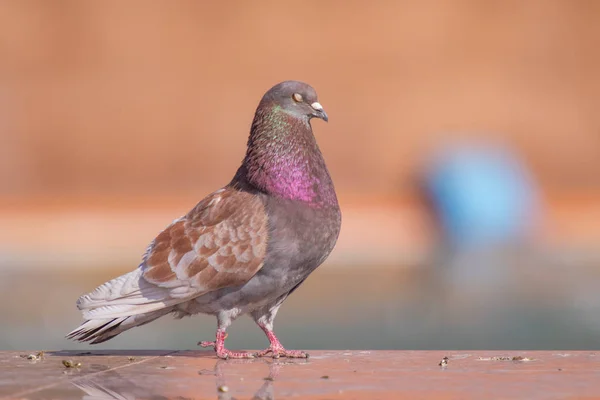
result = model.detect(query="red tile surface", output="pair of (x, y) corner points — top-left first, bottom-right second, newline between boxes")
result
(1, 350), (599, 399)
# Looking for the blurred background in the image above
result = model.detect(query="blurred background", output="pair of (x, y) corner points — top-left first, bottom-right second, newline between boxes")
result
(1, 1), (599, 351)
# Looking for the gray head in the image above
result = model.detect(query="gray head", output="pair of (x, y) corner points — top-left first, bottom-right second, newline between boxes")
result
(259, 80), (328, 122)
(236, 80), (336, 205)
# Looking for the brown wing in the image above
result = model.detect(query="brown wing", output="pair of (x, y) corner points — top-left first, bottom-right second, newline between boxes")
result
(141, 187), (268, 299)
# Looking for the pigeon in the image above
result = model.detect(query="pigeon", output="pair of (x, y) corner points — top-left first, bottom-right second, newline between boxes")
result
(67, 81), (341, 359)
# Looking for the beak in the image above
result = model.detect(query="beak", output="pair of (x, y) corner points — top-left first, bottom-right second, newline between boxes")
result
(310, 102), (329, 122)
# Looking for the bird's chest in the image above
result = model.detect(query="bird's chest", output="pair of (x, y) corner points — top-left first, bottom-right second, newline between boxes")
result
(261, 197), (341, 288)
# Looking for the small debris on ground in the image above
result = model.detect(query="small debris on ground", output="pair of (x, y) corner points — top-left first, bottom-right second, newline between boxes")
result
(320, 375), (330, 379)
(511, 356), (533, 361)
(439, 356), (449, 367)
(62, 360), (81, 368)
(127, 356), (136, 362)
(21, 351), (45, 361)
(217, 385), (229, 393)
(198, 369), (215, 375)
(478, 356), (534, 362)
(263, 377), (274, 381)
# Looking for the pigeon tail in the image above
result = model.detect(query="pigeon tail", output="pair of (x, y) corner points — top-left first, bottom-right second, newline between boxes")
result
(66, 307), (174, 344)
(66, 268), (183, 343)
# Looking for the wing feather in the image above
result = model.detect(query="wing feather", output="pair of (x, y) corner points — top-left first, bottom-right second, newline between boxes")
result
(142, 187), (268, 299)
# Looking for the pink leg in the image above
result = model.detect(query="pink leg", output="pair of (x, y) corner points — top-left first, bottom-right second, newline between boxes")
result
(254, 325), (309, 359)
(198, 329), (255, 360)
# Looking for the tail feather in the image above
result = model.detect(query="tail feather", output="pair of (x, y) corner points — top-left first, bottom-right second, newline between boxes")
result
(67, 267), (185, 344)
(67, 308), (174, 344)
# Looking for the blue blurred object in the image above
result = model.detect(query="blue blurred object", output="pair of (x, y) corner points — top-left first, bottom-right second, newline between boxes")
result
(423, 143), (538, 250)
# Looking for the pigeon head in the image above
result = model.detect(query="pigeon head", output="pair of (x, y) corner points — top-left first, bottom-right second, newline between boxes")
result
(234, 81), (337, 207)
(259, 80), (328, 123)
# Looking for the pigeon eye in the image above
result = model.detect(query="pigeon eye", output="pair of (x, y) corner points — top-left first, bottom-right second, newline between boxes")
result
(292, 93), (303, 103)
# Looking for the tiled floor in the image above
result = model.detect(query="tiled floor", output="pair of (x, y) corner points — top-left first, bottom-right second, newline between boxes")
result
(1, 350), (598, 399)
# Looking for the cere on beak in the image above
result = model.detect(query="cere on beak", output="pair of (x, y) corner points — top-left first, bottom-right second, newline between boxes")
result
(311, 102), (328, 122)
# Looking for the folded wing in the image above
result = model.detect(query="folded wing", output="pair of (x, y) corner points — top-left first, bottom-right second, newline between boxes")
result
(142, 187), (268, 298)
(67, 187), (268, 343)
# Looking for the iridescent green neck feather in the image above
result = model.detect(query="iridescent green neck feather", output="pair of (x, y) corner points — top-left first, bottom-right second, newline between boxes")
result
(235, 102), (338, 208)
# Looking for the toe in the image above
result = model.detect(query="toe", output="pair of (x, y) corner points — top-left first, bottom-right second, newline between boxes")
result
(283, 350), (309, 358)
(254, 348), (273, 358)
(255, 347), (308, 359)
(216, 349), (255, 359)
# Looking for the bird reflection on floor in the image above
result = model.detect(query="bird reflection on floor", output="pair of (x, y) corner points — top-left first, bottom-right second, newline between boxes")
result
(71, 358), (307, 400)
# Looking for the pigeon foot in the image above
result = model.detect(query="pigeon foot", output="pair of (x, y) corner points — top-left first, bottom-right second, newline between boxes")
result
(198, 330), (254, 359)
(255, 325), (309, 358)
(254, 345), (308, 359)
(199, 340), (254, 359)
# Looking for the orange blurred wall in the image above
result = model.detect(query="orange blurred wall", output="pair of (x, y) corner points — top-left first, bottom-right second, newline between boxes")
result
(0, 1), (599, 200)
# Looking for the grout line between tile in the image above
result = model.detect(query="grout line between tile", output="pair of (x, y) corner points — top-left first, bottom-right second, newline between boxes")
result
(2, 351), (181, 400)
